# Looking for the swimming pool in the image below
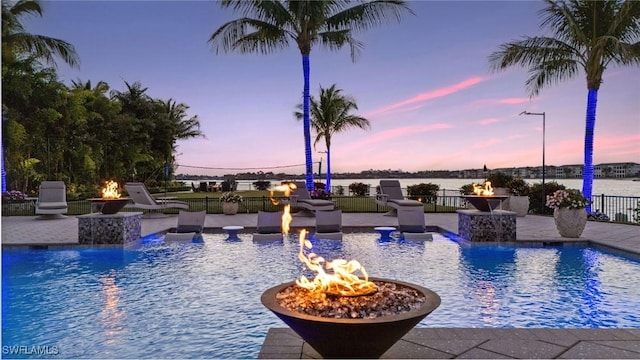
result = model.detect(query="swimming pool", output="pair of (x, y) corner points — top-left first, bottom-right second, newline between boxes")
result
(3, 233), (640, 358)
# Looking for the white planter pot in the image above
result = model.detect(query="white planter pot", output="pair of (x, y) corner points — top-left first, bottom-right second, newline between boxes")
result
(509, 196), (529, 217)
(222, 202), (239, 215)
(553, 208), (587, 238)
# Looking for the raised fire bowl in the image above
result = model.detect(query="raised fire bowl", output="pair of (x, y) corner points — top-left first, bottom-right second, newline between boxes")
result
(261, 278), (441, 359)
(462, 195), (508, 212)
(89, 198), (131, 214)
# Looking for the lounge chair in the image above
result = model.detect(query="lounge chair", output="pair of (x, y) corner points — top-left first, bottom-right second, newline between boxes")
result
(313, 210), (343, 240)
(397, 208), (433, 241)
(252, 211), (283, 241)
(289, 181), (334, 214)
(124, 182), (189, 212)
(35, 181), (68, 216)
(164, 210), (206, 242)
(375, 180), (423, 216)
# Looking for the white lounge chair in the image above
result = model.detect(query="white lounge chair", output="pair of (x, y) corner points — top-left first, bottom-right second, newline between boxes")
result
(313, 210), (343, 240)
(35, 181), (68, 216)
(164, 210), (206, 242)
(375, 180), (423, 216)
(252, 211), (283, 241)
(397, 208), (433, 241)
(289, 181), (334, 214)
(124, 182), (188, 212)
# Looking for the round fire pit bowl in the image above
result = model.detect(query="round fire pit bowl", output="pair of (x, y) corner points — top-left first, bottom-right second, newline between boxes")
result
(90, 198), (130, 214)
(261, 278), (441, 359)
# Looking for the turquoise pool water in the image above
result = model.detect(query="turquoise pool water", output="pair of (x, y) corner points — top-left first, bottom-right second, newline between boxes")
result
(3, 233), (640, 358)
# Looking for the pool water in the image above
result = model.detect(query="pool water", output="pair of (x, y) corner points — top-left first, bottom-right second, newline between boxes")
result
(3, 233), (640, 358)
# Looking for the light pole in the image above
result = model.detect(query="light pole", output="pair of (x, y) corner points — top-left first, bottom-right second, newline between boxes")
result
(519, 111), (546, 214)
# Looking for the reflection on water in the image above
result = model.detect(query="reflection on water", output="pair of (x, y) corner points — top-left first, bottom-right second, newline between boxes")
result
(100, 273), (125, 343)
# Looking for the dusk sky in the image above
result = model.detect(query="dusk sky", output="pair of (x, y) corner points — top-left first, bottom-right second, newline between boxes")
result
(26, 1), (639, 177)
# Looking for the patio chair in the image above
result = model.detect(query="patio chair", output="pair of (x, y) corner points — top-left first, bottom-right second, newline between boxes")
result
(164, 210), (206, 242)
(313, 210), (343, 240)
(35, 181), (68, 216)
(252, 211), (283, 241)
(124, 182), (189, 211)
(289, 181), (334, 214)
(397, 208), (432, 241)
(375, 180), (423, 216)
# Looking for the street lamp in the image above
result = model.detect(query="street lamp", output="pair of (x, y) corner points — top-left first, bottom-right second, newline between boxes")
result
(519, 111), (546, 214)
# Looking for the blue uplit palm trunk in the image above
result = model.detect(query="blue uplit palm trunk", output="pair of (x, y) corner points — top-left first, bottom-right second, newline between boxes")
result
(302, 55), (314, 191)
(325, 148), (331, 193)
(582, 89), (598, 213)
(1, 138), (6, 193)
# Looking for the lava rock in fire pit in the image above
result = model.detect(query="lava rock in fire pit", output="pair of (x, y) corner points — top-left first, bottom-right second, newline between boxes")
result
(276, 280), (426, 319)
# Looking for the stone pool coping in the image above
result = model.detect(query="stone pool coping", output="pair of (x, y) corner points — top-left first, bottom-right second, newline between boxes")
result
(259, 327), (640, 359)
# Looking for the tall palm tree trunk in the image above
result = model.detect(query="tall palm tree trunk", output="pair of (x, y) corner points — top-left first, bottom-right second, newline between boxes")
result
(302, 54), (314, 191)
(325, 147), (331, 193)
(582, 89), (598, 213)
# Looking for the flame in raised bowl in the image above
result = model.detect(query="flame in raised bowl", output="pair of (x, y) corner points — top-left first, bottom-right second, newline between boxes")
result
(473, 181), (494, 196)
(102, 180), (121, 199)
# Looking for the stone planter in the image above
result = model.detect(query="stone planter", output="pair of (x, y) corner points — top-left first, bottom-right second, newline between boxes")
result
(221, 202), (239, 215)
(553, 207), (587, 238)
(509, 196), (529, 217)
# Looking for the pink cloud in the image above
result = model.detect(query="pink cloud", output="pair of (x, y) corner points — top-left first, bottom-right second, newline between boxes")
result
(475, 118), (500, 125)
(472, 138), (502, 149)
(497, 97), (530, 104)
(347, 123), (453, 149)
(366, 76), (488, 117)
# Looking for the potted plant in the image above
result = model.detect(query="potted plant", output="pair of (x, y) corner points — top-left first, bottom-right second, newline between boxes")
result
(220, 192), (242, 215)
(506, 177), (530, 217)
(546, 189), (590, 238)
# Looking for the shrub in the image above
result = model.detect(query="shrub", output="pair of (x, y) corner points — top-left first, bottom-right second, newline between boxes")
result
(506, 177), (530, 196)
(349, 182), (369, 197)
(2, 190), (26, 203)
(407, 183), (439, 203)
(486, 172), (513, 188)
(528, 181), (566, 215)
(335, 185), (345, 196)
(252, 180), (271, 191)
(459, 183), (475, 195)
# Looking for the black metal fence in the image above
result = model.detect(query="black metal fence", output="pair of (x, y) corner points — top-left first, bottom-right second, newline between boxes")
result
(3, 193), (639, 225)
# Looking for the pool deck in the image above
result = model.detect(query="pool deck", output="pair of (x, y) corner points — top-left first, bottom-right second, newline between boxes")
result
(2, 212), (639, 359)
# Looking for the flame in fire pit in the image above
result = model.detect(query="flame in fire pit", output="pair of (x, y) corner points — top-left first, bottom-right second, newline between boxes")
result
(270, 183), (296, 235)
(296, 229), (377, 297)
(473, 181), (494, 196)
(102, 180), (122, 199)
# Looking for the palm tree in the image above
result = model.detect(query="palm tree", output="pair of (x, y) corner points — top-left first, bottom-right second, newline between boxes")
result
(2, 0), (79, 68)
(488, 0), (640, 213)
(295, 84), (370, 192)
(159, 98), (205, 172)
(209, 0), (412, 191)
(2, 0), (79, 192)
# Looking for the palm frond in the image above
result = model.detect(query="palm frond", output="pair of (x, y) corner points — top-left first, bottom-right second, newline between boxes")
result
(326, 0), (414, 32)
(209, 18), (291, 55)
